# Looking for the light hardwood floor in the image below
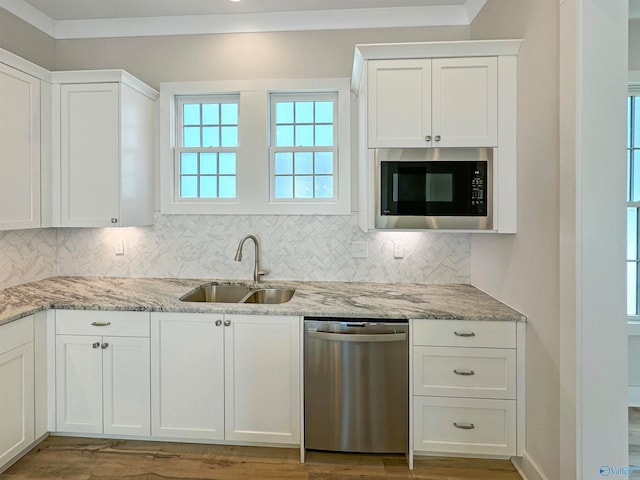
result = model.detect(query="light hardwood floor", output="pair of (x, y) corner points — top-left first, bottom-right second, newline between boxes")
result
(2, 436), (522, 480)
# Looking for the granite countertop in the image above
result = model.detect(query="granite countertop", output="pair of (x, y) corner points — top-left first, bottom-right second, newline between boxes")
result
(0, 276), (526, 327)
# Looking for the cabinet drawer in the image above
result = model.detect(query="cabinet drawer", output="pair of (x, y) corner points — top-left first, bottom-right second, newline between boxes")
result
(413, 320), (515, 348)
(414, 396), (516, 456)
(56, 310), (150, 337)
(414, 346), (515, 399)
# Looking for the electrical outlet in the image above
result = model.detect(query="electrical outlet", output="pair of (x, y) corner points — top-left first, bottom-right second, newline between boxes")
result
(114, 239), (125, 256)
(393, 242), (404, 259)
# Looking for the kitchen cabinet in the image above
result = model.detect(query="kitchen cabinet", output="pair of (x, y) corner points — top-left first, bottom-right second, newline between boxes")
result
(52, 71), (157, 227)
(0, 62), (41, 230)
(0, 316), (34, 471)
(55, 310), (150, 436)
(367, 57), (497, 148)
(412, 319), (518, 457)
(151, 313), (300, 445)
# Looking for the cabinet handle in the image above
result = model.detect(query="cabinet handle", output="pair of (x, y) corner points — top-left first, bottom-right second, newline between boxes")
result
(224, 320), (231, 327)
(91, 322), (111, 327)
(101, 343), (109, 349)
(215, 320), (222, 326)
(453, 422), (475, 430)
(454, 331), (475, 337)
(434, 135), (441, 141)
(424, 135), (432, 142)
(111, 218), (118, 224)
(453, 369), (475, 376)
(92, 342), (100, 349)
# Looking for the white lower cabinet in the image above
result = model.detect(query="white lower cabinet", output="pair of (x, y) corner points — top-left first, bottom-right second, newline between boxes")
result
(0, 316), (35, 470)
(412, 319), (518, 457)
(151, 313), (300, 445)
(55, 311), (150, 436)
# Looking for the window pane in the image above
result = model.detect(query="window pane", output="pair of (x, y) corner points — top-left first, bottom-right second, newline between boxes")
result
(221, 126), (238, 147)
(295, 125), (314, 146)
(314, 152), (333, 174)
(315, 125), (333, 146)
(315, 101), (333, 123)
(629, 261), (638, 315)
(219, 153), (236, 174)
(221, 103), (238, 125)
(315, 175), (334, 198)
(294, 152), (313, 174)
(180, 153), (198, 174)
(202, 127), (219, 147)
(295, 175), (313, 198)
(202, 104), (219, 125)
(219, 176), (236, 198)
(180, 176), (198, 198)
(183, 104), (200, 125)
(629, 97), (633, 149)
(200, 153), (217, 175)
(635, 97), (640, 147)
(633, 150), (640, 202)
(295, 102), (313, 123)
(275, 152), (293, 174)
(275, 176), (293, 198)
(200, 176), (217, 198)
(276, 125), (294, 146)
(183, 127), (201, 147)
(276, 102), (294, 124)
(629, 150), (633, 202)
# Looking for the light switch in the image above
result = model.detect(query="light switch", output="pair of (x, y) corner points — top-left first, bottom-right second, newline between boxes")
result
(393, 242), (404, 259)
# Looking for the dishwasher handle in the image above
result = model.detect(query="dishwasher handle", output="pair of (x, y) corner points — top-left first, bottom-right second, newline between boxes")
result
(308, 330), (406, 343)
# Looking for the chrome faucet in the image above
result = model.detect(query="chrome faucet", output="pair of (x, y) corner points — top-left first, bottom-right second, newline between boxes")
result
(234, 234), (268, 283)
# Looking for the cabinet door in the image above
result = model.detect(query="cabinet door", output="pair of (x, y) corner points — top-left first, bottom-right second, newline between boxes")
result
(151, 313), (224, 440)
(55, 335), (103, 433)
(102, 336), (150, 436)
(0, 63), (41, 230)
(367, 59), (432, 147)
(60, 83), (120, 227)
(431, 57), (498, 147)
(0, 342), (34, 468)
(224, 315), (300, 444)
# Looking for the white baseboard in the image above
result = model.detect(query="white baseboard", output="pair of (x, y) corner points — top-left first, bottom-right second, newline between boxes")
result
(511, 451), (551, 480)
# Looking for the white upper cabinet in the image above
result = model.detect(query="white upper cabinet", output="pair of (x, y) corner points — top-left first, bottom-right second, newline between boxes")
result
(0, 62), (42, 230)
(53, 71), (158, 228)
(367, 57), (497, 148)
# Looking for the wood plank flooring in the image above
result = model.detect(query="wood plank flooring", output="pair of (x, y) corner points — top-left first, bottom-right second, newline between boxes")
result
(2, 436), (522, 480)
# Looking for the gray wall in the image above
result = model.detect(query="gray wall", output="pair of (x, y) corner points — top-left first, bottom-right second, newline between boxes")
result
(470, 1), (560, 479)
(631, 19), (640, 70)
(0, 8), (55, 70)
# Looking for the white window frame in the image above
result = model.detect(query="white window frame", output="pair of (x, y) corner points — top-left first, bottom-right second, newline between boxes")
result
(629, 72), (640, 320)
(269, 92), (339, 203)
(159, 78), (351, 215)
(174, 94), (240, 202)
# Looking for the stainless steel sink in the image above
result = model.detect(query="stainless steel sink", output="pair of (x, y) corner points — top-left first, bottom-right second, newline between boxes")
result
(243, 288), (295, 304)
(180, 285), (252, 303)
(180, 285), (295, 304)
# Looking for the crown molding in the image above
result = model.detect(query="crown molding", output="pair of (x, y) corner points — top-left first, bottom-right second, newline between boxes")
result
(0, 1), (486, 40)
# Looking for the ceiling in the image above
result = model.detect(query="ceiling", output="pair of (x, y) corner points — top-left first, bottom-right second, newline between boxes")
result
(0, 0), (488, 39)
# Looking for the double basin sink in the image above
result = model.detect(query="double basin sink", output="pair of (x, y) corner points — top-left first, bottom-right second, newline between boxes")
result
(180, 284), (295, 305)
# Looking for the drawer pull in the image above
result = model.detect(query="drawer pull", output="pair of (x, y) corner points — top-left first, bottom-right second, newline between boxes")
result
(91, 322), (111, 327)
(453, 422), (475, 430)
(453, 369), (475, 376)
(92, 342), (100, 349)
(101, 343), (109, 349)
(454, 331), (475, 337)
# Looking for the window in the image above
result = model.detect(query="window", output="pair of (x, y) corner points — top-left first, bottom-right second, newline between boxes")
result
(175, 95), (239, 199)
(629, 95), (640, 315)
(269, 93), (338, 201)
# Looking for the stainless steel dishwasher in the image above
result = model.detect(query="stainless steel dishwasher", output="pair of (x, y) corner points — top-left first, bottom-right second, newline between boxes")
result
(304, 317), (408, 453)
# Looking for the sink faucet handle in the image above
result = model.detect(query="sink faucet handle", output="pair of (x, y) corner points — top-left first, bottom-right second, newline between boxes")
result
(258, 269), (269, 280)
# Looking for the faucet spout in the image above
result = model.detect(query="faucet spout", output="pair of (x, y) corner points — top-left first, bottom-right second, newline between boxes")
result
(234, 234), (268, 283)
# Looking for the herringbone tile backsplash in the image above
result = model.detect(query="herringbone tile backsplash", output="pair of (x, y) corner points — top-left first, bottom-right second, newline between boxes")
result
(1, 214), (470, 288)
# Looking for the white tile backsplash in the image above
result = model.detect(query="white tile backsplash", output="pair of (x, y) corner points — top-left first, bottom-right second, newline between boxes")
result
(2, 214), (470, 287)
(55, 213), (471, 284)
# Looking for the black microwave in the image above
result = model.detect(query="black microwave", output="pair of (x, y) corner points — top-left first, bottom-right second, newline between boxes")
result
(375, 148), (493, 230)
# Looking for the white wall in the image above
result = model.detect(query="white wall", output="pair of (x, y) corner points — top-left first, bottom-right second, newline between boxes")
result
(470, 0), (561, 478)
